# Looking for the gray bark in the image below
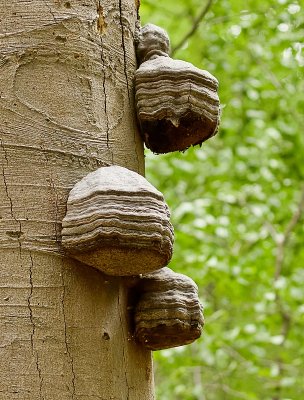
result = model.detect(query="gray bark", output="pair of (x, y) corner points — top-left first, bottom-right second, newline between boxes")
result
(0, 1), (154, 398)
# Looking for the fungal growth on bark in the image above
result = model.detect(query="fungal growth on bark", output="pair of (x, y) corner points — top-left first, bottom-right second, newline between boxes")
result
(135, 23), (221, 154)
(134, 267), (204, 350)
(61, 166), (174, 276)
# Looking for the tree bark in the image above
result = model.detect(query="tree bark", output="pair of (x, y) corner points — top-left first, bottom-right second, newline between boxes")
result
(0, 1), (154, 399)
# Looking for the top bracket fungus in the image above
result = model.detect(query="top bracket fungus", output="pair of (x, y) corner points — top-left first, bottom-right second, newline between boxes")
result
(61, 166), (174, 276)
(135, 23), (220, 154)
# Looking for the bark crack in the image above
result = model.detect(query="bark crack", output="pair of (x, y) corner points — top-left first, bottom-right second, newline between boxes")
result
(117, 4), (141, 169)
(28, 253), (35, 351)
(2, 166), (14, 218)
(100, 42), (110, 151)
(1, 139), (23, 253)
(99, 16), (114, 165)
(118, 288), (130, 400)
(118, 0), (130, 103)
(50, 177), (61, 246)
(44, 0), (57, 23)
(28, 252), (44, 400)
(1, 139), (16, 220)
(61, 266), (76, 399)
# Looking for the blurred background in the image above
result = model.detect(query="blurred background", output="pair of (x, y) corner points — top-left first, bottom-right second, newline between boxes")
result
(139, 1), (304, 399)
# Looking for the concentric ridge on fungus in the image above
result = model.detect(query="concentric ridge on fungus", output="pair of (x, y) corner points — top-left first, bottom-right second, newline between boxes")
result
(135, 23), (221, 154)
(134, 267), (204, 350)
(61, 166), (174, 276)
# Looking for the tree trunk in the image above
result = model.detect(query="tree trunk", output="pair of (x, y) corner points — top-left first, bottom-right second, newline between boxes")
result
(0, 1), (154, 399)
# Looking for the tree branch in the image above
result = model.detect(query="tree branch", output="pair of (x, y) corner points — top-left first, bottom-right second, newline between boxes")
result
(171, 0), (213, 55)
(274, 185), (304, 281)
(268, 186), (304, 400)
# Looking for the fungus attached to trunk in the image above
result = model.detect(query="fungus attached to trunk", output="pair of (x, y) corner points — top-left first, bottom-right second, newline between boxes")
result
(134, 267), (204, 350)
(135, 23), (221, 154)
(61, 166), (174, 276)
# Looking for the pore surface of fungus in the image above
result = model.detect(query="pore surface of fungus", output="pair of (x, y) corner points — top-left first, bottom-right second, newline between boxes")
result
(135, 23), (220, 154)
(61, 166), (174, 276)
(134, 267), (204, 350)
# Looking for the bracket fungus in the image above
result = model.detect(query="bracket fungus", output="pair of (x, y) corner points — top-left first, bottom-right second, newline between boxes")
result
(134, 267), (204, 350)
(61, 166), (174, 276)
(135, 23), (221, 154)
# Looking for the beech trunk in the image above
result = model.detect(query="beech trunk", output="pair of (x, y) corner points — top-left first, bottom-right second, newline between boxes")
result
(0, 1), (154, 399)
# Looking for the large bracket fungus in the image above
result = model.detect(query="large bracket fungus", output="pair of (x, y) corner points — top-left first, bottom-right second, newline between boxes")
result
(134, 267), (204, 350)
(135, 23), (221, 154)
(61, 166), (174, 276)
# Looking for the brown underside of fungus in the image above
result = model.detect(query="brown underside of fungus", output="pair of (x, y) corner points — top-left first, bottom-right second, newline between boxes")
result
(61, 166), (174, 276)
(134, 267), (204, 350)
(135, 23), (220, 154)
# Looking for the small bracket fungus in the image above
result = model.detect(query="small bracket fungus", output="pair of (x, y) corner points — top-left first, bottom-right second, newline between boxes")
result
(134, 267), (204, 350)
(135, 23), (221, 154)
(61, 166), (174, 276)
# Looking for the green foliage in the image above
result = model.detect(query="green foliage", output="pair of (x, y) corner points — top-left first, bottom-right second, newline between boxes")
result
(139, 0), (304, 399)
